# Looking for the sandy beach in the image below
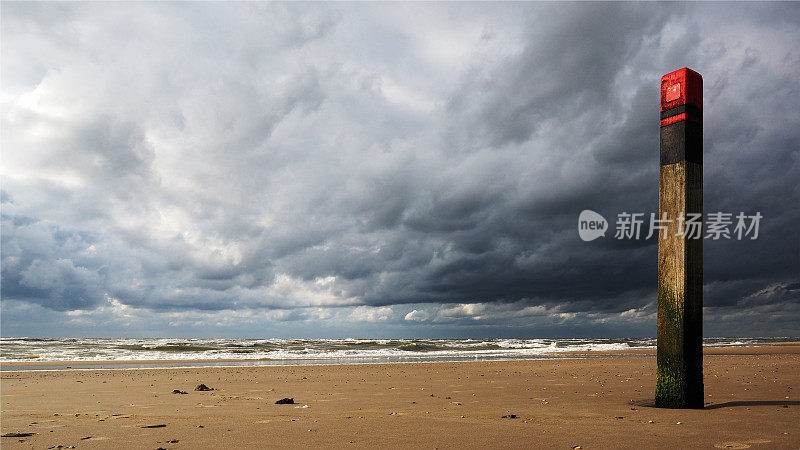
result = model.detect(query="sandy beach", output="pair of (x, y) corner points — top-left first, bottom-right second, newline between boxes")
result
(2, 345), (798, 449)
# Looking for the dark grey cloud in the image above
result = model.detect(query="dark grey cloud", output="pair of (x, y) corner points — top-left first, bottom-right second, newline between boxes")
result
(1, 2), (798, 337)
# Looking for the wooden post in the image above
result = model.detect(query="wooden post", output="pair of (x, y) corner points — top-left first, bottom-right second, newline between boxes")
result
(656, 67), (703, 408)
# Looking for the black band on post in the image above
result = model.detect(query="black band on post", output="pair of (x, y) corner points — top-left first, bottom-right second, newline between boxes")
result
(660, 120), (703, 165)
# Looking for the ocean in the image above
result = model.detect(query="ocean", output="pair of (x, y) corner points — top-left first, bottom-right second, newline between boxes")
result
(0, 337), (781, 370)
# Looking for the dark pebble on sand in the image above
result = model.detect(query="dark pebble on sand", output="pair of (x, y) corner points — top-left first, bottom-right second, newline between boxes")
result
(276, 397), (295, 404)
(501, 414), (517, 419)
(141, 424), (167, 428)
(172, 389), (188, 394)
(2, 432), (35, 437)
(195, 384), (214, 391)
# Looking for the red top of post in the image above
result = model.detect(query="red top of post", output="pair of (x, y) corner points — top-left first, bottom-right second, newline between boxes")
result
(661, 68), (703, 111)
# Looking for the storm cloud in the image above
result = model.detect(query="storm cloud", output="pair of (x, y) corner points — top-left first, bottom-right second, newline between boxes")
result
(1, 2), (798, 337)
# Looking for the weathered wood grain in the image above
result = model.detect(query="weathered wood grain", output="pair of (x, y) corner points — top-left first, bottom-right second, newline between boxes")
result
(657, 161), (703, 408)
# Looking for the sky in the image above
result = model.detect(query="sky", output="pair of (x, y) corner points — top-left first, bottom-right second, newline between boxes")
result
(1, 2), (798, 339)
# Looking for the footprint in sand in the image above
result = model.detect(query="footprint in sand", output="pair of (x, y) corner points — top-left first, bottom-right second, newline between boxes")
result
(714, 439), (772, 449)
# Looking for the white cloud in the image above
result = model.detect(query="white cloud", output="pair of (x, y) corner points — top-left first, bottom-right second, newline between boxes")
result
(404, 309), (430, 321)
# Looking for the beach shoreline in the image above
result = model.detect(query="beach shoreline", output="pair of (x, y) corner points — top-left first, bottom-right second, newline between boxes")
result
(2, 342), (798, 370)
(2, 344), (797, 448)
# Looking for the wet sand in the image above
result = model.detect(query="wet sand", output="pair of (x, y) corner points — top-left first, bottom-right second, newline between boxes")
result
(1, 345), (798, 449)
